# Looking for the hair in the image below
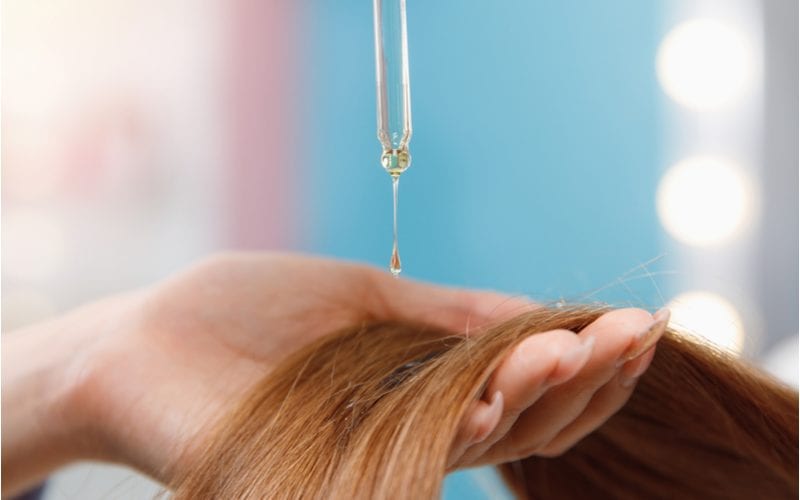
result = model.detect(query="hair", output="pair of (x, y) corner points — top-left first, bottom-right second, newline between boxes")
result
(172, 306), (798, 499)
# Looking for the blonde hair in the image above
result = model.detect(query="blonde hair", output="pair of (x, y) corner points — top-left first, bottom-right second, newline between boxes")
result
(172, 306), (798, 499)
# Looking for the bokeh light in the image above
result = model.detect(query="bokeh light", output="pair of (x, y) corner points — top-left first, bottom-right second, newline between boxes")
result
(657, 156), (754, 247)
(668, 290), (745, 355)
(657, 19), (757, 110)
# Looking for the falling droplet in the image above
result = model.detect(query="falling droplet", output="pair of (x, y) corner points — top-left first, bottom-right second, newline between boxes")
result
(390, 245), (401, 277)
(389, 174), (401, 277)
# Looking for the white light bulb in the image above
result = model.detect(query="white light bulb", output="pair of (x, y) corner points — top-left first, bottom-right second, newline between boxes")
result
(657, 19), (757, 110)
(657, 156), (754, 247)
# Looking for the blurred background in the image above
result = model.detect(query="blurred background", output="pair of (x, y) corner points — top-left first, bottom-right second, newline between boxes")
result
(2, 0), (797, 498)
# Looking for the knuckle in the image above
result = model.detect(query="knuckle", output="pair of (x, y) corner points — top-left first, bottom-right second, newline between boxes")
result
(540, 330), (580, 359)
(543, 328), (579, 342)
(593, 308), (653, 337)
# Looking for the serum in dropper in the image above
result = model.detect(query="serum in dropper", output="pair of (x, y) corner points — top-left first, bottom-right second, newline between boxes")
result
(374, 0), (412, 276)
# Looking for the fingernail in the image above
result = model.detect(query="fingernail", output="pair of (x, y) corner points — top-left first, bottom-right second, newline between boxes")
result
(619, 351), (653, 388)
(620, 373), (640, 389)
(616, 308), (670, 367)
(473, 391), (504, 443)
(561, 336), (596, 368)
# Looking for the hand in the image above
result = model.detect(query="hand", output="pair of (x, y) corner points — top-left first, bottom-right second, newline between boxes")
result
(448, 307), (669, 468)
(2, 252), (666, 496)
(2, 252), (529, 495)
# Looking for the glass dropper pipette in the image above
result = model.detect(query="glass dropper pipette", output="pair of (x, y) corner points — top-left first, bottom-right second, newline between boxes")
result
(373, 0), (412, 276)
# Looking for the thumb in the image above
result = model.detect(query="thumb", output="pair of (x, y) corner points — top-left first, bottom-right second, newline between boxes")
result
(369, 272), (535, 335)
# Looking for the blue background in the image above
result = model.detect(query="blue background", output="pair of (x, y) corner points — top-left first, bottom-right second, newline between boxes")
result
(304, 1), (663, 497)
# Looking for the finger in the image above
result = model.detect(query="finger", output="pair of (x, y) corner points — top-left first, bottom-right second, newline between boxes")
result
(366, 269), (535, 334)
(537, 310), (670, 456)
(454, 330), (594, 467)
(485, 307), (660, 462)
(447, 391), (504, 468)
(537, 343), (659, 457)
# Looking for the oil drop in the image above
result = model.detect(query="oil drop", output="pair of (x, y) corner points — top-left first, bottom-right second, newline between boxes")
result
(389, 174), (401, 276)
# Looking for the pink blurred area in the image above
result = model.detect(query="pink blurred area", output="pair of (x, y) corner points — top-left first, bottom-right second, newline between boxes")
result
(2, 0), (303, 331)
(228, 0), (303, 249)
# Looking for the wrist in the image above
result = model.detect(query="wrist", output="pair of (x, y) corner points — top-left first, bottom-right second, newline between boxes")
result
(1, 299), (116, 496)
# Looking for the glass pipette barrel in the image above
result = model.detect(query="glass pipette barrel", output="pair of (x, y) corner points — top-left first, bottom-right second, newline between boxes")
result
(373, 0), (412, 175)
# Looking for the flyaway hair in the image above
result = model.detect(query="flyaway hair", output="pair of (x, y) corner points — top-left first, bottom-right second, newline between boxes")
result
(172, 306), (798, 499)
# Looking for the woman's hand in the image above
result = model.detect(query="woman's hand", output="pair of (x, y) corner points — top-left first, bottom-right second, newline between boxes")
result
(449, 307), (669, 468)
(2, 252), (528, 495)
(2, 252), (667, 496)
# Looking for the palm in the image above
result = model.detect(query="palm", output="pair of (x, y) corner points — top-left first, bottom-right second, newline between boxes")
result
(80, 254), (401, 481)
